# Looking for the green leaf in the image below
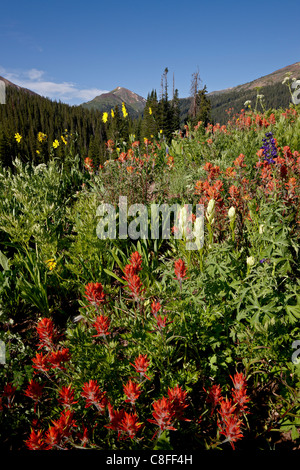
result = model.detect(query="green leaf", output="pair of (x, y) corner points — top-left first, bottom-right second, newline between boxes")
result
(153, 431), (173, 450)
(103, 268), (126, 284)
(0, 251), (10, 271)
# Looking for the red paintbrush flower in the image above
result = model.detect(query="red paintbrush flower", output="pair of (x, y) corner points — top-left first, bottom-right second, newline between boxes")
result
(230, 372), (247, 392)
(44, 425), (63, 449)
(130, 354), (151, 380)
(232, 387), (250, 415)
(25, 428), (49, 450)
(104, 402), (125, 438)
(2, 383), (17, 408)
(148, 396), (176, 439)
(205, 384), (223, 415)
(151, 301), (161, 317)
(119, 411), (143, 440)
(129, 251), (142, 273)
(218, 397), (236, 421)
(36, 317), (55, 350)
(174, 259), (187, 284)
(92, 315), (111, 337)
(124, 272), (145, 302)
(84, 157), (94, 173)
(123, 252), (145, 301)
(218, 414), (244, 450)
(123, 380), (142, 405)
(32, 351), (50, 374)
(24, 380), (44, 411)
(84, 282), (106, 308)
(167, 385), (190, 421)
(53, 409), (77, 436)
(77, 426), (89, 447)
(153, 314), (173, 332)
(45, 410), (77, 448)
(81, 380), (107, 412)
(48, 348), (70, 370)
(58, 385), (78, 408)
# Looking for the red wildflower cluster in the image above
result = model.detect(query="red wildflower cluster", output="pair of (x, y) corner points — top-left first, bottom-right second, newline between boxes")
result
(151, 300), (161, 316)
(32, 348), (70, 373)
(204, 383), (222, 416)
(195, 179), (224, 205)
(36, 317), (56, 350)
(84, 282), (106, 308)
(25, 410), (80, 450)
(92, 315), (111, 338)
(228, 110), (271, 130)
(32, 319), (70, 373)
(106, 139), (114, 150)
(203, 162), (221, 181)
(174, 259), (187, 285)
(123, 379), (142, 405)
(256, 143), (300, 204)
(84, 157), (94, 173)
(148, 385), (189, 439)
(24, 379), (44, 412)
(233, 153), (246, 168)
(58, 385), (78, 408)
(25, 429), (48, 450)
(81, 379), (107, 412)
(204, 372), (250, 450)
(105, 403), (143, 440)
(123, 251), (145, 301)
(2, 383), (17, 409)
(130, 354), (151, 380)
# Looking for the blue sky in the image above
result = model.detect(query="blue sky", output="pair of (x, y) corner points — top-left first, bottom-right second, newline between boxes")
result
(1, 0), (299, 105)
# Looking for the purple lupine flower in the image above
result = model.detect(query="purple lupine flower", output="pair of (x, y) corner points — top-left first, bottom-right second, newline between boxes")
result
(260, 132), (278, 164)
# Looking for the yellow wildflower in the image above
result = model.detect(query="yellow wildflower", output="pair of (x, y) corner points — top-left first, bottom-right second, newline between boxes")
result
(53, 139), (60, 149)
(102, 112), (108, 123)
(45, 258), (57, 271)
(111, 109), (115, 118)
(61, 135), (67, 145)
(15, 133), (22, 143)
(149, 107), (152, 115)
(36, 150), (40, 154)
(122, 102), (128, 118)
(37, 132), (47, 142)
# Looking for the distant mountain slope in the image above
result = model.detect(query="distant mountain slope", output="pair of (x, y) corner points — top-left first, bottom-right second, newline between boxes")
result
(81, 86), (146, 118)
(0, 75), (39, 97)
(179, 62), (300, 125)
(208, 62), (300, 96)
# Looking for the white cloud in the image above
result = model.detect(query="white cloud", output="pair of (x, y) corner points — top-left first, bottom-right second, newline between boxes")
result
(0, 66), (108, 104)
(26, 68), (45, 80)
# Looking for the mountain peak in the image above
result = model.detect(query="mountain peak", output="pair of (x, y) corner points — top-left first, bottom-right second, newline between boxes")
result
(81, 86), (146, 116)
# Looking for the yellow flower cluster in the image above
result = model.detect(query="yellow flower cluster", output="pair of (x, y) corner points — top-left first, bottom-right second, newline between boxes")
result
(53, 139), (60, 149)
(102, 112), (108, 123)
(122, 102), (128, 118)
(15, 133), (22, 143)
(45, 258), (57, 271)
(37, 132), (47, 142)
